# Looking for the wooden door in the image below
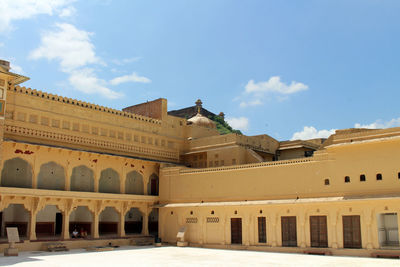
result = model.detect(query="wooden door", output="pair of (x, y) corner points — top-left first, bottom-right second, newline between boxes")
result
(281, 216), (297, 247)
(258, 217), (266, 243)
(231, 218), (242, 244)
(310, 216), (328, 247)
(343, 215), (361, 248)
(0, 212), (2, 237)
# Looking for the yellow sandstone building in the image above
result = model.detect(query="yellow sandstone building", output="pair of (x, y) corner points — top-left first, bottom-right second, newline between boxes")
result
(0, 59), (400, 257)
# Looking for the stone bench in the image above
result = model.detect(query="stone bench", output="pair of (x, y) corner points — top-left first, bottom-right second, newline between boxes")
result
(47, 242), (69, 252)
(303, 249), (332, 256)
(371, 252), (400, 259)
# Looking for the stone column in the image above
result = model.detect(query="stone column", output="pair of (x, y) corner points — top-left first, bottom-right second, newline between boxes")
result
(29, 210), (37, 240)
(32, 157), (41, 189)
(62, 210), (71, 240)
(92, 212), (99, 238)
(120, 165), (126, 194)
(141, 207), (149, 235)
(244, 213), (250, 246)
(118, 210), (126, 237)
(329, 211), (338, 248)
(299, 213), (307, 248)
(94, 170), (101, 193)
(65, 163), (72, 191)
(270, 213), (278, 247)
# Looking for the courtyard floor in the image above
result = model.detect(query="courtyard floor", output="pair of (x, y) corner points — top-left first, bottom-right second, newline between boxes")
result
(0, 246), (399, 267)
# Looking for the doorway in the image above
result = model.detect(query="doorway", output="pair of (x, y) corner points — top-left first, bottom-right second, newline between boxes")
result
(281, 216), (297, 247)
(343, 215), (361, 248)
(310, 216), (328, 247)
(377, 213), (399, 247)
(231, 218), (242, 244)
(55, 213), (63, 235)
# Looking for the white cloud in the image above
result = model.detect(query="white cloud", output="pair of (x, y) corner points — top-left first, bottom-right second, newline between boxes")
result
(354, 118), (400, 129)
(0, 0), (74, 33)
(245, 76), (308, 95)
(110, 72), (151, 86)
(112, 57), (141, 65)
(10, 63), (23, 74)
(291, 126), (336, 140)
(30, 23), (124, 99)
(226, 117), (249, 131)
(238, 76), (308, 108)
(239, 99), (262, 108)
(29, 23), (101, 72)
(69, 69), (123, 99)
(59, 6), (76, 18)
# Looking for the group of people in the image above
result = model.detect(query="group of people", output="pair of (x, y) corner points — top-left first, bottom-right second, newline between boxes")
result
(71, 227), (88, 238)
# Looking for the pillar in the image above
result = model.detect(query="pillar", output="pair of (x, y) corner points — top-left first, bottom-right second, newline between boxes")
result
(118, 210), (126, 237)
(65, 164), (72, 191)
(270, 213), (278, 247)
(120, 166), (126, 194)
(243, 213), (250, 246)
(141, 207), (149, 235)
(62, 210), (71, 240)
(329, 211), (338, 248)
(29, 210), (37, 240)
(299, 213), (306, 248)
(92, 212), (99, 238)
(94, 170), (100, 193)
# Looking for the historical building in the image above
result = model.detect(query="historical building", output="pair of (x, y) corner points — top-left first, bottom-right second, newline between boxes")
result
(0, 59), (399, 257)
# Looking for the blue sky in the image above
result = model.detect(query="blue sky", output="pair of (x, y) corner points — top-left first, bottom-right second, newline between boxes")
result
(1, 0), (400, 140)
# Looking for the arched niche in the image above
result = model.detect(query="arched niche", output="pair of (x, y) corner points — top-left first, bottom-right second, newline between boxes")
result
(69, 206), (93, 237)
(2, 204), (30, 237)
(99, 168), (120, 194)
(99, 207), (119, 236)
(37, 162), (65, 191)
(1, 157), (32, 188)
(70, 165), (94, 192)
(147, 173), (159, 196)
(36, 205), (63, 238)
(125, 208), (143, 234)
(125, 171), (144, 195)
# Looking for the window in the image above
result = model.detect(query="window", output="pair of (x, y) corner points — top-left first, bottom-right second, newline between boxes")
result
(376, 173), (382, 180)
(345, 176), (350, 183)
(258, 217), (267, 243)
(324, 179), (330, 185)
(360, 174), (366, 182)
(398, 172), (400, 179)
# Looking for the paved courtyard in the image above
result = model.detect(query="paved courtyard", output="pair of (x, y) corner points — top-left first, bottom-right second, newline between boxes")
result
(0, 246), (399, 267)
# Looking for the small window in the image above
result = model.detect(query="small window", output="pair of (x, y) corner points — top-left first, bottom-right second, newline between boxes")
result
(190, 211), (193, 215)
(211, 210), (214, 215)
(170, 211), (173, 215)
(376, 173), (382, 180)
(345, 176), (350, 183)
(324, 179), (330, 185)
(398, 172), (400, 179)
(360, 174), (366, 182)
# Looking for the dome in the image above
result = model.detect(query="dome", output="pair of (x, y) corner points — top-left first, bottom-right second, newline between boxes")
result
(188, 113), (216, 129)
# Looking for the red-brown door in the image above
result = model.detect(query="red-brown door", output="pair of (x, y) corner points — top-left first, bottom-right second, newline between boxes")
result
(231, 218), (242, 244)
(281, 216), (297, 247)
(310, 216), (328, 247)
(258, 217), (266, 243)
(343, 215), (361, 248)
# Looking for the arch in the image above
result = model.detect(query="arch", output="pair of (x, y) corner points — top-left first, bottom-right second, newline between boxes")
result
(37, 162), (65, 190)
(125, 171), (144, 195)
(147, 173), (159, 196)
(125, 208), (143, 234)
(69, 206), (93, 237)
(99, 207), (119, 236)
(1, 204), (30, 237)
(99, 168), (120, 194)
(70, 165), (94, 192)
(36, 205), (62, 239)
(148, 208), (159, 236)
(1, 157), (32, 188)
